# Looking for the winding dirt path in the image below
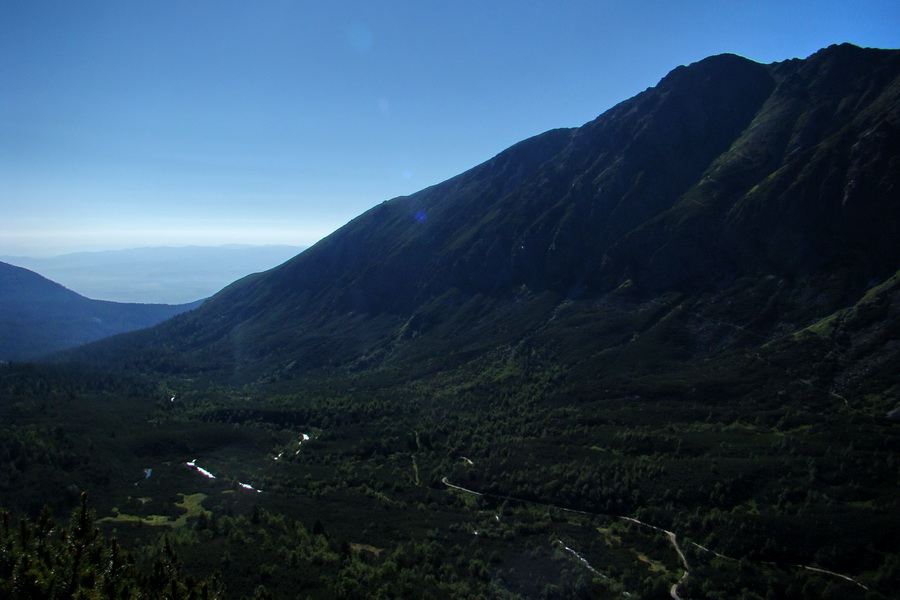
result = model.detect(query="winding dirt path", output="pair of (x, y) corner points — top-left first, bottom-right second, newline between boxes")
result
(620, 516), (689, 599)
(440, 477), (877, 597)
(440, 477), (482, 496)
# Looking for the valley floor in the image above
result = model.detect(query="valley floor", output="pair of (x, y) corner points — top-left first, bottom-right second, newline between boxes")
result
(1, 355), (897, 599)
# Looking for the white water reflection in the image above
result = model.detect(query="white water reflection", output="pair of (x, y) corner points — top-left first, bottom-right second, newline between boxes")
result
(556, 539), (605, 577)
(133, 467), (154, 487)
(186, 460), (217, 479)
(295, 433), (311, 454)
(274, 433), (313, 460)
(185, 459), (263, 493)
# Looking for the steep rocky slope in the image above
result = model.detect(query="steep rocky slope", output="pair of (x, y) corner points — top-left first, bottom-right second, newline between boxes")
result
(69, 44), (900, 387)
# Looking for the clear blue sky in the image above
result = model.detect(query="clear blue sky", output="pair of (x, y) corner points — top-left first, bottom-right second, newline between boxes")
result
(2, 1), (897, 256)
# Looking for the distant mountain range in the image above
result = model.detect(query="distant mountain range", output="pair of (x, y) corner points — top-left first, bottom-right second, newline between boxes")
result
(0, 262), (202, 362)
(68, 45), (899, 405)
(1, 244), (306, 304)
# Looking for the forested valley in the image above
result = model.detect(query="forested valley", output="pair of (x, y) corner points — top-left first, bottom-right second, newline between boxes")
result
(1, 328), (897, 599)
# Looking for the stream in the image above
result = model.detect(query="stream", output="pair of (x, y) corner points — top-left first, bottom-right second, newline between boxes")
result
(185, 459), (262, 492)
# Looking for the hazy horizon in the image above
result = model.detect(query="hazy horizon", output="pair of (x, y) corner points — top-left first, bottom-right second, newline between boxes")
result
(2, 243), (308, 304)
(3, 1), (898, 257)
(0, 241), (306, 260)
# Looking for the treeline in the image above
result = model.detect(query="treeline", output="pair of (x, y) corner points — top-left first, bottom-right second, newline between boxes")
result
(0, 494), (224, 599)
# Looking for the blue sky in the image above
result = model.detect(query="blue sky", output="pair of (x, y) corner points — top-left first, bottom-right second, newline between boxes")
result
(2, 1), (897, 256)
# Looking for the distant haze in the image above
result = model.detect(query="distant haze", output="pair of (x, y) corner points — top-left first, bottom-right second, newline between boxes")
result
(1, 245), (305, 304)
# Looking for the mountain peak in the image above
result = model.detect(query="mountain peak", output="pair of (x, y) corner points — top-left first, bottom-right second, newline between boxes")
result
(664, 51), (760, 76)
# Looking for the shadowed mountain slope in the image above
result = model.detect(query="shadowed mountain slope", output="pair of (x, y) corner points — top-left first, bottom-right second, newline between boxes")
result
(0, 262), (201, 362)
(69, 44), (900, 386)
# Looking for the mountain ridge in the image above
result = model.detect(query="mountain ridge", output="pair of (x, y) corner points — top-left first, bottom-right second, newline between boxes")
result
(66, 44), (900, 387)
(0, 261), (201, 362)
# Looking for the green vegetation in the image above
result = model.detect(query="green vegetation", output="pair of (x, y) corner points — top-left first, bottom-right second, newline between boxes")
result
(0, 493), (224, 599)
(1, 325), (897, 598)
(100, 493), (210, 527)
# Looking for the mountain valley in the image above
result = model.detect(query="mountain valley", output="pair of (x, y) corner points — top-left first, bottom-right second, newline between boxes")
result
(1, 44), (898, 599)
